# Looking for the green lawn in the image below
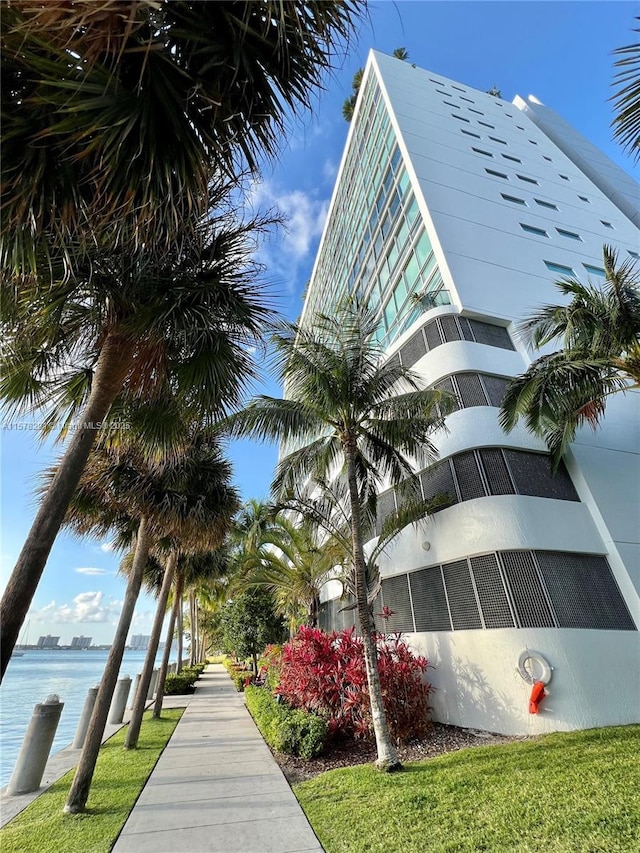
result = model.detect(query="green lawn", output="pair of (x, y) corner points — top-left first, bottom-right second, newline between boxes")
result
(295, 725), (640, 853)
(1, 709), (183, 853)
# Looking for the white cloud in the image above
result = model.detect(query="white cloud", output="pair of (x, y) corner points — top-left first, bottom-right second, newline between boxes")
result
(323, 159), (338, 183)
(75, 567), (110, 576)
(32, 591), (117, 624)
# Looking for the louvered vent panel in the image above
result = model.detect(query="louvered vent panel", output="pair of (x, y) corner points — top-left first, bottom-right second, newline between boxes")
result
(424, 319), (443, 351)
(453, 451), (486, 501)
(479, 448), (515, 495)
(459, 317), (475, 341)
(400, 329), (427, 368)
(468, 320), (515, 350)
(455, 373), (489, 408)
(470, 554), (515, 628)
(340, 594), (358, 633)
(387, 352), (402, 370)
(536, 552), (636, 630)
(409, 567), (452, 631)
(376, 489), (397, 536)
(318, 603), (330, 632)
(380, 574), (414, 632)
(440, 315), (462, 342)
(420, 461), (458, 510)
(481, 374), (511, 408)
(500, 551), (555, 628)
(442, 560), (483, 629)
(504, 451), (579, 501)
(326, 599), (340, 632)
(434, 377), (460, 412)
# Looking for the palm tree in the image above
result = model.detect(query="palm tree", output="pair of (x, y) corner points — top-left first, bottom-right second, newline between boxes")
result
(227, 299), (450, 771)
(612, 16), (640, 161)
(2, 0), (367, 268)
(500, 246), (640, 468)
(52, 430), (239, 811)
(0, 218), (270, 679)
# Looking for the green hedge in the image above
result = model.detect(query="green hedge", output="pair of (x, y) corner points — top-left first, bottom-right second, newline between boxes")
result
(163, 672), (197, 695)
(222, 657), (252, 692)
(245, 685), (327, 759)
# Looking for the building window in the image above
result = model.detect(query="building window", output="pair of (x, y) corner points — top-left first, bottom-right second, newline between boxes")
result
(502, 153), (522, 163)
(517, 174), (539, 185)
(460, 96), (475, 103)
(600, 221), (614, 229)
(436, 89), (449, 95)
(501, 193), (526, 205)
(451, 114), (470, 122)
(472, 147), (493, 157)
(578, 195), (590, 202)
(543, 155), (553, 161)
(461, 129), (481, 138)
(452, 84), (466, 92)
(628, 250), (639, 259)
(545, 260), (575, 276)
(485, 168), (508, 179)
(516, 125), (525, 130)
(535, 199), (558, 210)
(489, 136), (507, 145)
(430, 78), (445, 85)
(556, 228), (581, 241)
(478, 121), (495, 129)
(469, 108), (484, 115)
(583, 263), (606, 277)
(444, 100), (461, 109)
(521, 223), (548, 237)
(559, 174), (569, 180)
(529, 139), (538, 145)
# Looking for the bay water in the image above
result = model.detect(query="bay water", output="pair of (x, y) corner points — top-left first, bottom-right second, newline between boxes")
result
(0, 647), (172, 787)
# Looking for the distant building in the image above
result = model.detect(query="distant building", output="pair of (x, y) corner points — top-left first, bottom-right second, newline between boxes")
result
(37, 635), (60, 649)
(129, 634), (151, 651)
(70, 635), (92, 649)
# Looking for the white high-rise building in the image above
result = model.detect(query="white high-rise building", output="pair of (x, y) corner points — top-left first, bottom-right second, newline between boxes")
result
(305, 52), (639, 735)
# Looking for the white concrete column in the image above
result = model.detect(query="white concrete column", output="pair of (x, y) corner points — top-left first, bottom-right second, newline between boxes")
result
(7, 695), (64, 795)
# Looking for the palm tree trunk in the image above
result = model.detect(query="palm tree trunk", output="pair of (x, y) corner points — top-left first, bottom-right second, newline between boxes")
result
(64, 516), (150, 813)
(125, 551), (177, 749)
(309, 591), (320, 628)
(177, 597), (184, 673)
(153, 572), (183, 718)
(344, 441), (401, 772)
(1, 333), (134, 680)
(189, 591), (197, 667)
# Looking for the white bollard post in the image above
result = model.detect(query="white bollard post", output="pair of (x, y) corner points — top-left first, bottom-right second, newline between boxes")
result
(7, 695), (64, 795)
(72, 685), (99, 749)
(147, 669), (159, 700)
(108, 676), (132, 725)
(129, 674), (141, 709)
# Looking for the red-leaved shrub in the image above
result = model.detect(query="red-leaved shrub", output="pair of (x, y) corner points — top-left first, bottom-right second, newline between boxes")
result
(270, 626), (432, 743)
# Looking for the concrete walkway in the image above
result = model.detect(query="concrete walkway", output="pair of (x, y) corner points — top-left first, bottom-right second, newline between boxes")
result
(112, 664), (323, 853)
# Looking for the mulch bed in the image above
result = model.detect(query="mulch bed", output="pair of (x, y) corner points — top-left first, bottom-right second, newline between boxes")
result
(273, 723), (526, 784)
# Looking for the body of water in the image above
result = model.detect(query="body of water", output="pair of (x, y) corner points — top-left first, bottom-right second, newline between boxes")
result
(0, 647), (171, 787)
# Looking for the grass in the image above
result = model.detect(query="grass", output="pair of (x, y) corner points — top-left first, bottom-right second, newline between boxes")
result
(294, 725), (640, 853)
(1, 709), (183, 853)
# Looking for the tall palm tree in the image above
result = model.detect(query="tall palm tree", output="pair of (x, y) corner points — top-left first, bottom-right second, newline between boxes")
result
(50, 430), (239, 811)
(500, 246), (640, 468)
(227, 299), (449, 771)
(0, 218), (269, 679)
(612, 16), (640, 161)
(2, 0), (366, 268)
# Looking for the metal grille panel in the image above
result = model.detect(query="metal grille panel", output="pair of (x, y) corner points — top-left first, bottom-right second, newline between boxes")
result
(479, 448), (515, 495)
(470, 554), (515, 628)
(536, 552), (636, 630)
(455, 373), (489, 408)
(459, 317), (475, 341)
(468, 320), (515, 350)
(481, 374), (511, 408)
(409, 567), (452, 631)
(442, 560), (483, 629)
(504, 450), (579, 501)
(453, 451), (486, 501)
(420, 460), (458, 510)
(434, 377), (460, 413)
(500, 551), (555, 628)
(387, 352), (402, 371)
(440, 315), (462, 342)
(424, 319), (443, 351)
(381, 574), (414, 632)
(399, 329), (427, 368)
(376, 489), (397, 535)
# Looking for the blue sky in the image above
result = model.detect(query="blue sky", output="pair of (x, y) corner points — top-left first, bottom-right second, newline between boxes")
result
(1, 1), (637, 645)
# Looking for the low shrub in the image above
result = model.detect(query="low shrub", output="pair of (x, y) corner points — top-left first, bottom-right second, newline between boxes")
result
(163, 672), (198, 695)
(222, 657), (252, 692)
(276, 626), (432, 743)
(245, 685), (327, 758)
(258, 644), (283, 690)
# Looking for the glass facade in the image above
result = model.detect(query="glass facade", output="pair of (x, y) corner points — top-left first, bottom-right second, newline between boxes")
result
(301, 74), (448, 347)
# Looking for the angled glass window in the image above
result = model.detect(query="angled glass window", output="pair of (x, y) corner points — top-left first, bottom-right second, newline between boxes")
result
(583, 264), (606, 277)
(544, 260), (574, 276)
(472, 147), (493, 157)
(535, 199), (558, 210)
(485, 168), (508, 179)
(501, 193), (526, 205)
(600, 221), (613, 229)
(461, 129), (481, 138)
(559, 174), (569, 180)
(489, 136), (507, 145)
(502, 153), (522, 163)
(517, 174), (538, 185)
(578, 195), (590, 202)
(521, 223), (548, 237)
(451, 113), (470, 122)
(556, 228), (582, 241)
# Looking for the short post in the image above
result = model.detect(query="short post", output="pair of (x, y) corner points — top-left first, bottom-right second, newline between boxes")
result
(147, 669), (159, 700)
(7, 695), (64, 795)
(129, 674), (141, 709)
(108, 676), (132, 725)
(72, 685), (99, 749)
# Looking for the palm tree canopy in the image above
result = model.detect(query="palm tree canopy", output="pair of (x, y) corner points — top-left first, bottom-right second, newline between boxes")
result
(612, 16), (640, 161)
(500, 245), (640, 466)
(1, 215), (274, 442)
(2, 0), (366, 265)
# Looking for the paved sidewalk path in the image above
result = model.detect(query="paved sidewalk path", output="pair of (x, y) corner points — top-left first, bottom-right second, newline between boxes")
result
(112, 664), (323, 853)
